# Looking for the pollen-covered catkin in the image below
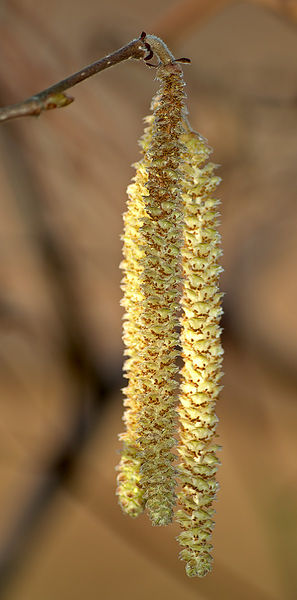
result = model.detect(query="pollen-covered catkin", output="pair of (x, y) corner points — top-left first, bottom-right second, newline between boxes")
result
(136, 62), (187, 526)
(176, 130), (223, 577)
(116, 119), (153, 517)
(117, 34), (223, 576)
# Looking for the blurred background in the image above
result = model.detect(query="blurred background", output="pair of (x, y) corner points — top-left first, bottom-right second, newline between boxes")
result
(0, 1), (296, 599)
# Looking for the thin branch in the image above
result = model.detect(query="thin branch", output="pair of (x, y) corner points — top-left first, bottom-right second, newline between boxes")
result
(0, 35), (148, 123)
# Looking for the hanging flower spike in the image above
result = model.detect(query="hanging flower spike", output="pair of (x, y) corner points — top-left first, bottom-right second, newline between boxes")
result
(116, 118), (154, 517)
(117, 34), (223, 574)
(176, 129), (223, 576)
(136, 57), (188, 526)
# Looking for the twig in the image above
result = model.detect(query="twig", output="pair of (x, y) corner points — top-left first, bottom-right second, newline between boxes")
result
(0, 34), (148, 123)
(0, 32), (192, 123)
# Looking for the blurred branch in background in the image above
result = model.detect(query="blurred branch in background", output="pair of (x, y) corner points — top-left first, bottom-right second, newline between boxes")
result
(152, 0), (234, 45)
(70, 473), (276, 600)
(0, 395), (109, 596)
(152, 0), (297, 45)
(0, 112), (121, 595)
(250, 0), (297, 24)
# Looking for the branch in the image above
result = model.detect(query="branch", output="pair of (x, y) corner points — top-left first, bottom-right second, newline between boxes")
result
(0, 34), (148, 123)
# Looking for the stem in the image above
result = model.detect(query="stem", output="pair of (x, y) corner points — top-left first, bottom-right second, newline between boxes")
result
(145, 35), (176, 64)
(0, 35), (148, 123)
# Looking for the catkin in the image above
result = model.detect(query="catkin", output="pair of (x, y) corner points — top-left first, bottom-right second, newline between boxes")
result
(136, 62), (187, 526)
(116, 119), (153, 517)
(117, 37), (223, 576)
(176, 130), (223, 577)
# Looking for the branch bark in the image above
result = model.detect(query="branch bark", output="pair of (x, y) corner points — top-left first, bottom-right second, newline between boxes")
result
(0, 35), (148, 123)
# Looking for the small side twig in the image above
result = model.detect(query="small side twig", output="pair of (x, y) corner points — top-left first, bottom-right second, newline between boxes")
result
(0, 34), (148, 123)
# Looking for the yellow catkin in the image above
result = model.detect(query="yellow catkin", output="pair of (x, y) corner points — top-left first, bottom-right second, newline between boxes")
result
(116, 118), (153, 517)
(117, 35), (223, 574)
(136, 62), (187, 526)
(176, 130), (223, 577)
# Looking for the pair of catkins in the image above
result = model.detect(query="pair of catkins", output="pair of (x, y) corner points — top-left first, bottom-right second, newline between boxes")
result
(116, 36), (223, 578)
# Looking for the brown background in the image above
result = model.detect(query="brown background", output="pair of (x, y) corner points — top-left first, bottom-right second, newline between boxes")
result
(0, 1), (297, 599)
